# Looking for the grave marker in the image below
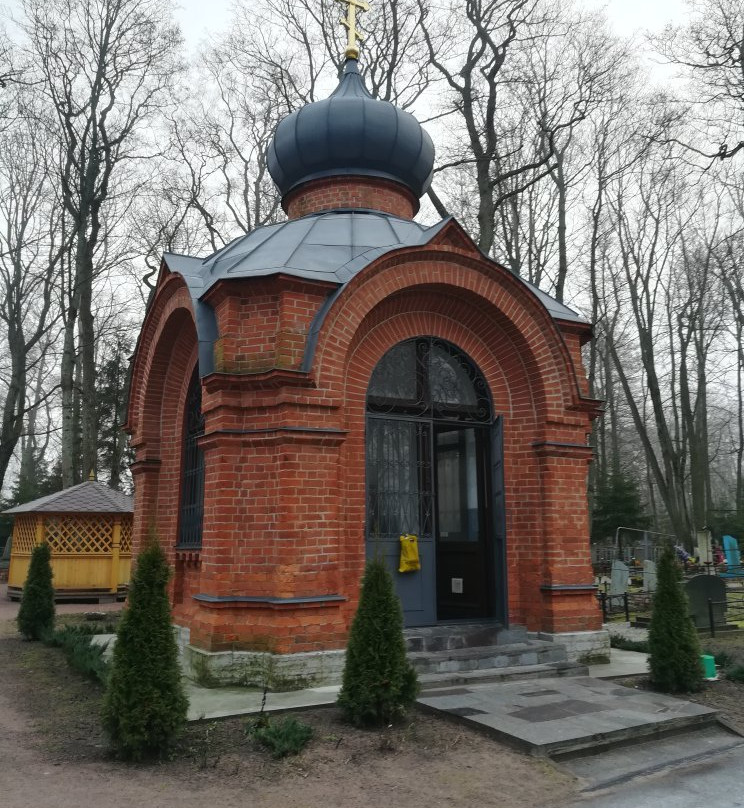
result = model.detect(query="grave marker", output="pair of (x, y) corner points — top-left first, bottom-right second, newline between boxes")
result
(643, 560), (657, 593)
(685, 574), (726, 630)
(610, 559), (629, 597)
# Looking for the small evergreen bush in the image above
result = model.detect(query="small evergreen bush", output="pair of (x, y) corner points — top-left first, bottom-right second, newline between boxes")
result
(251, 716), (314, 758)
(17, 542), (55, 640)
(609, 635), (649, 653)
(102, 537), (187, 760)
(648, 544), (703, 693)
(725, 664), (744, 683)
(44, 625), (110, 684)
(337, 558), (419, 727)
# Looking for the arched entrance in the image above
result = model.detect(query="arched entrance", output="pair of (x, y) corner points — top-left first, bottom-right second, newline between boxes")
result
(365, 337), (506, 627)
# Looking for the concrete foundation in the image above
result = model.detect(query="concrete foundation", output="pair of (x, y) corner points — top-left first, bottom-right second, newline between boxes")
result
(534, 629), (611, 665)
(176, 622), (346, 690)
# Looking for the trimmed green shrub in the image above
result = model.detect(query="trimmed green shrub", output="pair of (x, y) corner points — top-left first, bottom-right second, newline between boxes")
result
(648, 544), (703, 693)
(44, 625), (110, 684)
(337, 558), (419, 727)
(17, 542), (55, 640)
(725, 664), (744, 683)
(252, 716), (313, 758)
(609, 635), (649, 653)
(102, 537), (187, 760)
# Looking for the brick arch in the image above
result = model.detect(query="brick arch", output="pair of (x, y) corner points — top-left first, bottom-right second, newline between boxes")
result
(127, 274), (198, 451)
(314, 256), (593, 632)
(340, 289), (543, 423)
(313, 248), (580, 421)
(127, 272), (199, 560)
(333, 297), (549, 620)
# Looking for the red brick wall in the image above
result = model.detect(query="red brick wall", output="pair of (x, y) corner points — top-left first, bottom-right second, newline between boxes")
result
(128, 234), (601, 655)
(309, 253), (600, 635)
(284, 176), (418, 220)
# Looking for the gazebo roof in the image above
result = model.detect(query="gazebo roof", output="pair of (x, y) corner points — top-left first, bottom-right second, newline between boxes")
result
(2, 480), (133, 515)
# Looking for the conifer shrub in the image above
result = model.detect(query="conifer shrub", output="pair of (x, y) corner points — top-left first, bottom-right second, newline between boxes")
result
(337, 558), (419, 727)
(102, 537), (187, 760)
(44, 625), (110, 684)
(251, 716), (314, 758)
(648, 543), (703, 693)
(17, 542), (55, 640)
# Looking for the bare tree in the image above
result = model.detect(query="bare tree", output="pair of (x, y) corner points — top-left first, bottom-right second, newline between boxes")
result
(418, 0), (559, 255)
(523, 10), (629, 301)
(653, 0), (744, 161)
(605, 140), (696, 541)
(712, 182), (744, 519)
(23, 0), (183, 485)
(0, 122), (61, 492)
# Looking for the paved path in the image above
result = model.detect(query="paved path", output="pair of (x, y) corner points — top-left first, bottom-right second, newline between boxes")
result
(578, 744), (744, 807)
(417, 675), (715, 756)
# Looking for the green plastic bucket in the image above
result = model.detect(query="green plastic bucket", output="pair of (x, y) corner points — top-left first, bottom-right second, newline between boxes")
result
(701, 654), (717, 679)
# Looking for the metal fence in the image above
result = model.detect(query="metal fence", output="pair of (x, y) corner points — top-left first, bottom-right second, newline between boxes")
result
(707, 590), (744, 638)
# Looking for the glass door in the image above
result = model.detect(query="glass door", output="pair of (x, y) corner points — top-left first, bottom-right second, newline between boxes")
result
(435, 425), (491, 619)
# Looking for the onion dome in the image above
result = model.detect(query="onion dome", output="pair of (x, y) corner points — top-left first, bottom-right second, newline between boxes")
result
(267, 60), (435, 200)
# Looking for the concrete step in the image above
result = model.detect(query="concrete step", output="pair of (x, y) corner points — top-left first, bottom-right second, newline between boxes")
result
(416, 675), (721, 760)
(557, 722), (744, 792)
(419, 660), (588, 689)
(408, 639), (569, 675)
(404, 622), (528, 652)
(543, 709), (721, 759)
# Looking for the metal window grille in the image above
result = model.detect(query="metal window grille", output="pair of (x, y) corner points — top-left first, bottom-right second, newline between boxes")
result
(177, 369), (205, 550)
(366, 338), (492, 540)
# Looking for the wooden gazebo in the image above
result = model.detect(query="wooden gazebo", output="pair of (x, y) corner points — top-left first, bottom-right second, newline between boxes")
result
(4, 480), (133, 601)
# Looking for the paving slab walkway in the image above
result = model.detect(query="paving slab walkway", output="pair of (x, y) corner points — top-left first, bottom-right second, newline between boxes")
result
(417, 675), (717, 757)
(186, 647), (651, 721)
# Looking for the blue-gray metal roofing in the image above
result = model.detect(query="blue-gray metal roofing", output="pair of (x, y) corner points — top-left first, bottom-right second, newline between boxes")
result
(163, 209), (586, 376)
(267, 59), (435, 199)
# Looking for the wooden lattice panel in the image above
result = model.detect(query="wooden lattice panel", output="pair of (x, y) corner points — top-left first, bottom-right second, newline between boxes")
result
(45, 515), (114, 555)
(120, 518), (133, 554)
(12, 515), (37, 554)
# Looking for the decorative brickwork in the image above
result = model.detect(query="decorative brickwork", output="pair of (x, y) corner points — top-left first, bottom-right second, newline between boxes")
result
(284, 176), (418, 220)
(127, 202), (602, 658)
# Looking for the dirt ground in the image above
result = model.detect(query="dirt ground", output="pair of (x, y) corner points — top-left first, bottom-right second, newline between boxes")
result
(0, 598), (576, 808)
(3, 589), (744, 808)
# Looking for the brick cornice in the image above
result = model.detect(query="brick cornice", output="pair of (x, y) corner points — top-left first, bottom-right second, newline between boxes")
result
(199, 426), (348, 450)
(202, 368), (315, 393)
(193, 593), (346, 609)
(531, 441), (595, 460)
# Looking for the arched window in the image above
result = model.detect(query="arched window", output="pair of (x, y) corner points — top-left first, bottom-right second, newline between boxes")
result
(366, 338), (492, 541)
(367, 337), (491, 422)
(178, 368), (205, 549)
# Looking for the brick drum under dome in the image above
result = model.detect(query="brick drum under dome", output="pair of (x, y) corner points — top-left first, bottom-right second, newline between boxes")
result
(126, 54), (605, 688)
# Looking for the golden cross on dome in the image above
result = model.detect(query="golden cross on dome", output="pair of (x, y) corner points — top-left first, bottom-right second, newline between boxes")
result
(334, 0), (370, 60)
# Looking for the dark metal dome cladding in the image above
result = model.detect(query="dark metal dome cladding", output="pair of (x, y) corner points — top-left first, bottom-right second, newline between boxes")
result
(268, 60), (435, 200)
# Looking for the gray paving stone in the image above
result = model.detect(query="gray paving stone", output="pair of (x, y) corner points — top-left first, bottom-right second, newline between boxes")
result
(417, 675), (718, 756)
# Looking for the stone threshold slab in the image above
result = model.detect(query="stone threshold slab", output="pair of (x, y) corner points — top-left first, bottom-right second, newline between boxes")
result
(416, 675), (717, 757)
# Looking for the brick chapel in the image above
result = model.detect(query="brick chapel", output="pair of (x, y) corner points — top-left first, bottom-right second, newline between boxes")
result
(126, 21), (605, 686)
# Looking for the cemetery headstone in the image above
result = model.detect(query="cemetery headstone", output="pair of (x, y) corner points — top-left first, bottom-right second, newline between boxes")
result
(723, 535), (741, 569)
(685, 574), (727, 629)
(610, 559), (629, 597)
(696, 529), (712, 566)
(643, 560), (657, 593)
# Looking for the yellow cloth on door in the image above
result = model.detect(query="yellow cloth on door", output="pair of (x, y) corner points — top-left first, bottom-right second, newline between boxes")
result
(398, 534), (421, 573)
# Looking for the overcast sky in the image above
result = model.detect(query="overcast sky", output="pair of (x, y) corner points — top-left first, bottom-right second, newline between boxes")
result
(176, 0), (691, 51)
